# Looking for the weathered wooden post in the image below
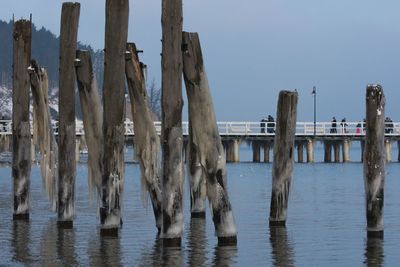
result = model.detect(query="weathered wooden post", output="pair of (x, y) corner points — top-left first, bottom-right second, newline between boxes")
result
(342, 139), (350, 162)
(100, 0), (129, 236)
(125, 43), (163, 232)
(306, 139), (314, 163)
(75, 50), (103, 200)
(12, 19), (32, 220)
(269, 90), (298, 226)
(364, 84), (385, 238)
(161, 0), (184, 245)
(182, 31), (237, 244)
(58, 2), (80, 228)
(187, 122), (207, 218)
(29, 61), (58, 210)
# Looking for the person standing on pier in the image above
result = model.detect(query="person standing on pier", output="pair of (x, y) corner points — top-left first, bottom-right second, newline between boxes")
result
(260, 117), (267, 133)
(267, 115), (275, 133)
(341, 118), (348, 133)
(330, 117), (337, 133)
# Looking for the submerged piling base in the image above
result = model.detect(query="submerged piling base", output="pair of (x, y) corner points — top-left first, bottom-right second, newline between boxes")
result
(57, 220), (73, 229)
(191, 211), (206, 218)
(100, 227), (119, 237)
(367, 230), (384, 239)
(13, 213), (29, 221)
(162, 237), (182, 247)
(269, 220), (286, 227)
(218, 236), (237, 246)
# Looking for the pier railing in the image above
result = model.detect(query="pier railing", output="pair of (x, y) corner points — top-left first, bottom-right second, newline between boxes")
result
(0, 120), (399, 137)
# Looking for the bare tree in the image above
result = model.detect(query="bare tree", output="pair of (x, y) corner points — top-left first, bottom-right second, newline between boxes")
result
(147, 79), (161, 121)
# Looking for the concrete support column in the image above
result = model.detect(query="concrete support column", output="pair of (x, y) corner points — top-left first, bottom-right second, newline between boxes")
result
(385, 139), (392, 162)
(342, 139), (350, 162)
(31, 139), (36, 163)
(252, 142), (260, 162)
(306, 139), (314, 163)
(225, 140), (237, 163)
(75, 137), (80, 162)
(324, 141), (332, 162)
(334, 142), (340, 163)
(398, 141), (400, 162)
(264, 143), (270, 163)
(233, 139), (240, 163)
(297, 143), (304, 163)
(225, 141), (231, 163)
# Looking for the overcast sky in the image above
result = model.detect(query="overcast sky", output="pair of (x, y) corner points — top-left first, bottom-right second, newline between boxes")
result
(2, 0), (400, 122)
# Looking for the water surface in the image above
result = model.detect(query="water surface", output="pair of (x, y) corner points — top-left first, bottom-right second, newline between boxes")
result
(1, 156), (400, 266)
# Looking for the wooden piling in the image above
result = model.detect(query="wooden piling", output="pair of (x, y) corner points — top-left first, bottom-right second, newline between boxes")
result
(12, 19), (32, 220)
(100, 0), (129, 236)
(342, 139), (350, 162)
(58, 2), (80, 228)
(125, 43), (163, 231)
(297, 142), (304, 163)
(252, 142), (261, 162)
(187, 122), (207, 218)
(364, 84), (385, 237)
(75, 50), (104, 201)
(306, 139), (314, 163)
(269, 90), (298, 226)
(75, 50), (103, 200)
(29, 61), (58, 210)
(182, 31), (237, 245)
(264, 143), (270, 163)
(324, 141), (332, 162)
(161, 0), (184, 245)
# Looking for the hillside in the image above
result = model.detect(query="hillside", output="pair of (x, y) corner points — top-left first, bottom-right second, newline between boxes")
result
(0, 20), (104, 89)
(0, 20), (161, 121)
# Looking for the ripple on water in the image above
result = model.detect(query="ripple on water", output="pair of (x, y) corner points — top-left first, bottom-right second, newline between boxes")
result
(1, 158), (400, 265)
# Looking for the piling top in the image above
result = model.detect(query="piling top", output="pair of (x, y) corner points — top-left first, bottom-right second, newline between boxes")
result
(366, 84), (385, 117)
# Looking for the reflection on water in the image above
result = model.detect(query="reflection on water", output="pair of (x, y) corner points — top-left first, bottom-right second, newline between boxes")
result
(364, 237), (384, 267)
(39, 219), (78, 266)
(12, 220), (31, 264)
(162, 246), (184, 267)
(88, 234), (123, 267)
(212, 244), (238, 267)
(187, 218), (207, 266)
(2, 163), (400, 265)
(57, 226), (77, 266)
(269, 226), (295, 267)
(137, 237), (184, 267)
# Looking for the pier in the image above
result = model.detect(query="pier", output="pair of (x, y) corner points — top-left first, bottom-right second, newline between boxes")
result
(1, 120), (399, 163)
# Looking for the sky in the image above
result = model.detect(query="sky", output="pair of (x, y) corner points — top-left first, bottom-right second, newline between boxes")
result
(2, 0), (400, 122)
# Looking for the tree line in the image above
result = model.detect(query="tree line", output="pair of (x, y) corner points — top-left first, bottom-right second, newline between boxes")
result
(0, 19), (161, 120)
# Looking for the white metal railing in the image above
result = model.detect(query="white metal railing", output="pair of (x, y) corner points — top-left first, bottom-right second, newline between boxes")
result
(0, 120), (399, 137)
